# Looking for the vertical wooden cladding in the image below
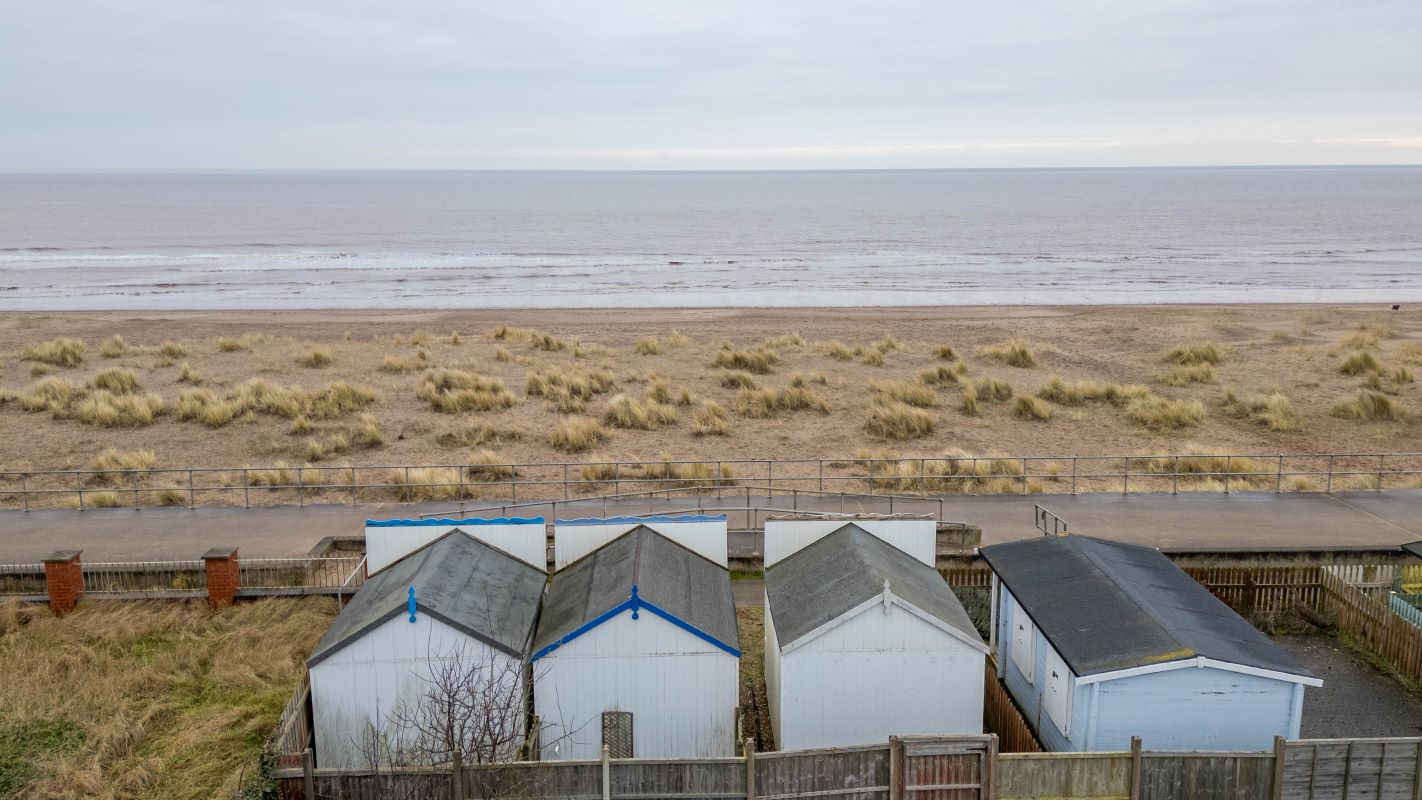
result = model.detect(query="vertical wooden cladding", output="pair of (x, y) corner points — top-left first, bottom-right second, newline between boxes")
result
(996, 752), (1132, 800)
(1319, 570), (1422, 684)
(1182, 565), (1325, 615)
(1138, 754), (1275, 800)
(984, 658), (1043, 754)
(896, 736), (992, 800)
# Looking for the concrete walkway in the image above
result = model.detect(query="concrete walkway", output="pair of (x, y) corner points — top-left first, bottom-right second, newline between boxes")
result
(1, 490), (1420, 563)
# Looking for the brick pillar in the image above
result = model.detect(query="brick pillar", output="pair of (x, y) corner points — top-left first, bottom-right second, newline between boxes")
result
(43, 550), (83, 616)
(204, 547), (240, 608)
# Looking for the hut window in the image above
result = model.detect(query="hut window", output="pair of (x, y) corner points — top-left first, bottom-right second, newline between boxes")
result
(602, 711), (634, 758)
(1009, 596), (1035, 683)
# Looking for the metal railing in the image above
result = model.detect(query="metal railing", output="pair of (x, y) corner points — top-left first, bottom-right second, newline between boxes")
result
(0, 563), (45, 596)
(82, 560), (207, 595)
(1034, 504), (1069, 536)
(2, 452), (1421, 512)
(240, 556), (367, 593)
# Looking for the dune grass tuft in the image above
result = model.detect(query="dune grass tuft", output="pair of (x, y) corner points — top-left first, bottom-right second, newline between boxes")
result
(982, 339), (1036, 368)
(550, 416), (607, 453)
(1331, 390), (1404, 421)
(822, 340), (855, 362)
(712, 347), (778, 374)
(917, 365), (961, 387)
(175, 389), (240, 427)
(158, 340), (187, 359)
(960, 384), (979, 416)
(1223, 390), (1302, 432)
(691, 400), (731, 436)
(98, 335), (128, 358)
(855, 449), (1031, 493)
(1037, 376), (1151, 407)
(934, 345), (958, 361)
(1159, 363), (1216, 386)
(296, 348), (334, 368)
(1339, 351), (1382, 375)
(19, 377), (84, 414)
(378, 354), (418, 373)
(418, 369), (515, 413)
(973, 377), (1015, 402)
(21, 338), (86, 368)
(1124, 394), (1205, 430)
(88, 448), (158, 484)
(865, 401), (936, 440)
(1013, 395), (1053, 421)
(1164, 342), (1225, 365)
(719, 371), (757, 390)
(861, 351), (885, 367)
(871, 380), (937, 408)
(603, 394), (679, 429)
(215, 334), (265, 352)
(874, 335), (902, 353)
(436, 422), (526, 448)
(466, 449), (517, 481)
(91, 368), (139, 394)
(73, 391), (164, 428)
(667, 330), (692, 347)
(734, 385), (831, 418)
(177, 362), (201, 384)
(635, 336), (661, 355)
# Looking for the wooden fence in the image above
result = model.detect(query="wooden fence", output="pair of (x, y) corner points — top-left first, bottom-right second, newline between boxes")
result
(984, 659), (1042, 754)
(277, 735), (1422, 800)
(1319, 568), (1422, 682)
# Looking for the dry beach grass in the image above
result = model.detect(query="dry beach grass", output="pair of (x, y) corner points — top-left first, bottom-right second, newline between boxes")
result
(0, 305), (1420, 502)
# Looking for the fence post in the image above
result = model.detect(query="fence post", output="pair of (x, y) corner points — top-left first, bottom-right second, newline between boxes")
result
(985, 733), (998, 800)
(302, 748), (314, 800)
(1276, 455), (1284, 494)
(818, 459), (824, 493)
(1379, 454), (1386, 491)
(204, 547), (240, 608)
(43, 550), (83, 616)
(1172, 456), (1180, 495)
(601, 744), (611, 800)
(888, 736), (902, 800)
(21, 473), (28, 512)
(1225, 456), (1232, 494)
(1129, 736), (1142, 800)
(1327, 454), (1334, 494)
(188, 469), (195, 509)
(1272, 736), (1286, 800)
(76, 470), (84, 511)
(1122, 458), (1129, 495)
(745, 738), (756, 800)
(1071, 457), (1077, 496)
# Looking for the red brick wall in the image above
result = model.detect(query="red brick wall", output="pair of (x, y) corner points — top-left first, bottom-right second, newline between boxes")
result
(204, 548), (240, 608)
(43, 551), (82, 615)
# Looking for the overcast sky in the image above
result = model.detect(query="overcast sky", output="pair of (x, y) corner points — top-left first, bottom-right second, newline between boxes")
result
(2, 0), (1420, 170)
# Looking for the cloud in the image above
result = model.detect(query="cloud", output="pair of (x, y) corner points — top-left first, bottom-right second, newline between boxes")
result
(0, 0), (1419, 168)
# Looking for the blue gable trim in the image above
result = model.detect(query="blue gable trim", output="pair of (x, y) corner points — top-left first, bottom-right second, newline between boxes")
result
(530, 584), (741, 661)
(365, 517), (544, 527)
(554, 514), (727, 526)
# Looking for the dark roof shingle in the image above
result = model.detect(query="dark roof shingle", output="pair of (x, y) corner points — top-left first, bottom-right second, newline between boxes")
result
(981, 535), (1312, 679)
(308, 531), (546, 667)
(765, 524), (984, 649)
(533, 526), (737, 657)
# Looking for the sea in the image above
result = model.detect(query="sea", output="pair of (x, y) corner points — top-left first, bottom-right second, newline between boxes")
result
(1, 167), (1419, 310)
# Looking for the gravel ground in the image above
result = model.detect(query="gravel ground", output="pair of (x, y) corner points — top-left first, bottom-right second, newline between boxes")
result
(1274, 635), (1422, 738)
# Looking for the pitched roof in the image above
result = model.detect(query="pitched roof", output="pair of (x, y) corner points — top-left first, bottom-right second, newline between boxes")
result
(532, 526), (738, 659)
(765, 523), (984, 650)
(981, 535), (1312, 679)
(308, 531), (547, 668)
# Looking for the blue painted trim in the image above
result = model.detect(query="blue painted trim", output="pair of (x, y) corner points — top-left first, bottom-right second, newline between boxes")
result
(530, 588), (740, 661)
(554, 514), (727, 526)
(366, 517), (544, 527)
(407, 587), (417, 623)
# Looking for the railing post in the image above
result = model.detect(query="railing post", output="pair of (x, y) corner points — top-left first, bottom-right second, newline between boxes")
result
(75, 470), (83, 511)
(563, 463), (570, 500)
(1379, 454), (1386, 491)
(188, 469), (195, 509)
(1122, 458), (1128, 495)
(21, 473), (28, 512)
(1070, 457), (1077, 496)
(767, 460), (773, 498)
(818, 459), (824, 493)
(1224, 455), (1231, 494)
(350, 467), (357, 505)
(243, 468), (250, 508)
(1020, 457), (1028, 495)
(297, 468), (305, 508)
(1172, 456), (1179, 495)
(1327, 454), (1334, 494)
(1276, 455), (1284, 493)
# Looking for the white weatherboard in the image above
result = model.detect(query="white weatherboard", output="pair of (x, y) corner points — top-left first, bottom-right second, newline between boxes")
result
(763, 519), (936, 567)
(364, 519), (547, 573)
(553, 517), (728, 569)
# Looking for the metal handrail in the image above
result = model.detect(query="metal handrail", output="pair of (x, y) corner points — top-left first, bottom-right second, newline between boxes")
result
(2, 451), (1419, 511)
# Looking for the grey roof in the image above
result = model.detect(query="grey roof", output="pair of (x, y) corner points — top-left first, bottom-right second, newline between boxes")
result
(1401, 541), (1422, 560)
(765, 524), (984, 650)
(308, 531), (547, 668)
(981, 535), (1313, 679)
(533, 526), (737, 657)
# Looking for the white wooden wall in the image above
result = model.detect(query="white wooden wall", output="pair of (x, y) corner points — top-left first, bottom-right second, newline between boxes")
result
(770, 602), (984, 750)
(763, 519), (936, 567)
(552, 516), (728, 569)
(309, 614), (525, 769)
(763, 593), (783, 749)
(533, 610), (739, 760)
(364, 519), (547, 574)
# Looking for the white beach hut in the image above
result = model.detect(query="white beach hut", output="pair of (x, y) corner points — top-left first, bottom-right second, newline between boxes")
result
(307, 531), (547, 768)
(764, 523), (987, 750)
(552, 514), (728, 569)
(364, 516), (547, 572)
(763, 514), (937, 568)
(532, 525), (740, 760)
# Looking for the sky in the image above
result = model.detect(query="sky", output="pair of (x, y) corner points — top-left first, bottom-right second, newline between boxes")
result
(2, 0), (1420, 170)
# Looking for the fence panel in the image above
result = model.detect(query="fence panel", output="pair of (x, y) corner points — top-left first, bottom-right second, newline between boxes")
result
(81, 560), (206, 596)
(897, 736), (991, 800)
(997, 753), (1130, 800)
(984, 659), (1042, 754)
(1320, 570), (1422, 682)
(756, 744), (889, 799)
(610, 759), (744, 799)
(1282, 739), (1422, 800)
(1184, 566), (1325, 616)
(1139, 754), (1274, 800)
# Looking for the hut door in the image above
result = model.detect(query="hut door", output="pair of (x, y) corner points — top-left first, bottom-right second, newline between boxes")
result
(601, 711), (634, 758)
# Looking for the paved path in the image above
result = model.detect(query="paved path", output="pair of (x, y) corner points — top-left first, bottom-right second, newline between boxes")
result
(1, 491), (1420, 563)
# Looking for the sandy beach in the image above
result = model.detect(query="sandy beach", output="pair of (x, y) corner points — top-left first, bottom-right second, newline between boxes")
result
(0, 304), (1418, 478)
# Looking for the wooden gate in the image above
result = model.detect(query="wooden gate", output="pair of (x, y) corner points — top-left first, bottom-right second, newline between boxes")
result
(890, 735), (996, 800)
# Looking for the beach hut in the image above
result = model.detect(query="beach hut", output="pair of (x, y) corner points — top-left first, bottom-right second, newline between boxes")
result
(364, 516), (547, 573)
(552, 514), (727, 569)
(981, 535), (1321, 752)
(763, 514), (937, 568)
(532, 525), (740, 759)
(307, 531), (547, 768)
(764, 523), (987, 750)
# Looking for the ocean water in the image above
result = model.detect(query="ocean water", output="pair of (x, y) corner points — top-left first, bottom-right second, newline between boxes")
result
(0, 167), (1419, 310)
